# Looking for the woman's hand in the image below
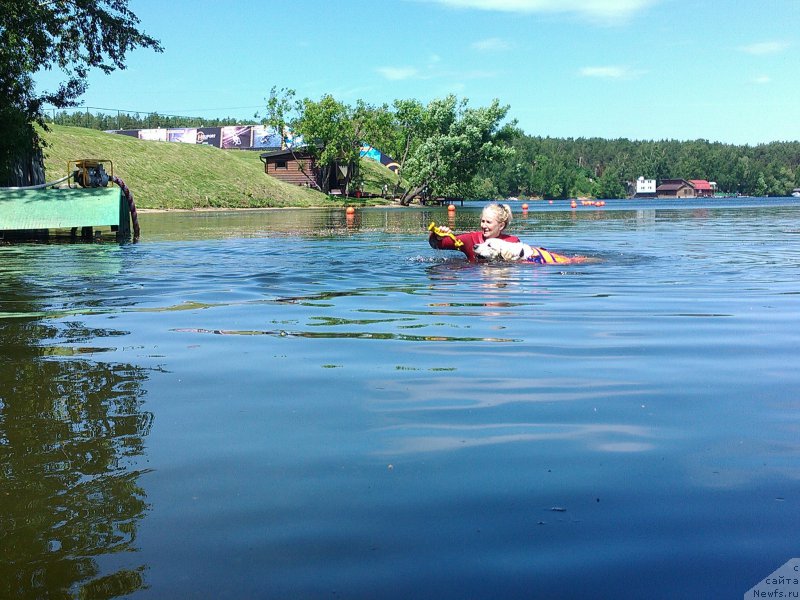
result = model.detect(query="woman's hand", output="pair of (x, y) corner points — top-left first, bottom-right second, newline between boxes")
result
(428, 221), (464, 248)
(435, 225), (452, 236)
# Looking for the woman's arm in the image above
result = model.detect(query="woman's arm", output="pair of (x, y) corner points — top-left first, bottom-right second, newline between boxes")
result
(430, 229), (480, 261)
(429, 231), (461, 249)
(428, 223), (464, 250)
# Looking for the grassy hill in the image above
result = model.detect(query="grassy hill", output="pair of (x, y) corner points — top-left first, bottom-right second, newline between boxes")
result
(39, 125), (397, 209)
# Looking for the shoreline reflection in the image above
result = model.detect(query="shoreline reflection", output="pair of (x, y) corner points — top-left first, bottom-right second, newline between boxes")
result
(1, 315), (153, 599)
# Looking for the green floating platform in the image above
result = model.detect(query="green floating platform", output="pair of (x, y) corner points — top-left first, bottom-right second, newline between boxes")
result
(0, 186), (129, 237)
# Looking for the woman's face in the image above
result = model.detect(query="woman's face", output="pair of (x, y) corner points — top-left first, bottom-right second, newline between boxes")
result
(480, 211), (505, 239)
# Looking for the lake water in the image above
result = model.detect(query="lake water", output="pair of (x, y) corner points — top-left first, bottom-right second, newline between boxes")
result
(1, 198), (799, 599)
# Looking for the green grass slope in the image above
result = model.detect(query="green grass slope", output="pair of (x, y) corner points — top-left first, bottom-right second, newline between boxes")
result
(39, 125), (361, 209)
(359, 156), (401, 197)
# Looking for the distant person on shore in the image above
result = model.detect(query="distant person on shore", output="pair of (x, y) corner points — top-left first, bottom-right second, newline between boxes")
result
(428, 203), (520, 262)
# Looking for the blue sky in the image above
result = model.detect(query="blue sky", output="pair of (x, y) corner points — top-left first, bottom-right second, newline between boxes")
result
(35, 0), (799, 145)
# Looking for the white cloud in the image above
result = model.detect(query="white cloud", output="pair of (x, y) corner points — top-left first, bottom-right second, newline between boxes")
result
(579, 65), (644, 79)
(472, 37), (512, 51)
(376, 57), (497, 84)
(753, 75), (771, 85)
(422, 0), (657, 22)
(740, 41), (790, 55)
(376, 66), (419, 81)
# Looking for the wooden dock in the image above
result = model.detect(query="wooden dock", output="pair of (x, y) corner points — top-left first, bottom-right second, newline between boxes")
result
(0, 186), (130, 239)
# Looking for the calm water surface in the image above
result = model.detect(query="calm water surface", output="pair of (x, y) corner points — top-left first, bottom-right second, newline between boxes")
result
(1, 199), (799, 599)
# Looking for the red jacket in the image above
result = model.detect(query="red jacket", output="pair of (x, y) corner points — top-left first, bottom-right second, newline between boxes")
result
(429, 230), (521, 262)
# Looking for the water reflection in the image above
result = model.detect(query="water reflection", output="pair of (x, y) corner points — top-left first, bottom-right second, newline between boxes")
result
(0, 312), (153, 597)
(172, 325), (517, 343)
(375, 422), (656, 455)
(2, 200), (798, 598)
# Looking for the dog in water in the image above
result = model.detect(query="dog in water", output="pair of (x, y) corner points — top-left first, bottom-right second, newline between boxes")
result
(473, 238), (576, 264)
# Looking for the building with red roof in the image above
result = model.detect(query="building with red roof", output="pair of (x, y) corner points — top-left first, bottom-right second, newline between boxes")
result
(655, 179), (717, 198)
(689, 180), (714, 197)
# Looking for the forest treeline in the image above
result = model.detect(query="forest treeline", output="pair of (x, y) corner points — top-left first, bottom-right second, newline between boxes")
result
(46, 108), (242, 131)
(49, 108), (800, 199)
(478, 136), (800, 199)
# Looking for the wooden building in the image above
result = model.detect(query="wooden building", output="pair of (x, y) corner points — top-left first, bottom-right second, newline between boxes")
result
(259, 148), (347, 193)
(656, 178), (696, 198)
(259, 148), (321, 188)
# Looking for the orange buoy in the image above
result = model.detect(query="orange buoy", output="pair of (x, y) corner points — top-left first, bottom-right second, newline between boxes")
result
(521, 203), (528, 210)
(345, 206), (355, 215)
(447, 204), (456, 212)
(570, 200), (577, 208)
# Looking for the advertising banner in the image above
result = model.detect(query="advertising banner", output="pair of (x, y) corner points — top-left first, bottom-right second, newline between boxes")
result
(283, 129), (304, 148)
(167, 128), (197, 143)
(195, 128), (221, 147)
(360, 144), (399, 172)
(107, 126), (392, 167)
(107, 129), (140, 137)
(360, 145), (381, 162)
(251, 126), (282, 149)
(221, 126), (252, 149)
(138, 129), (167, 142)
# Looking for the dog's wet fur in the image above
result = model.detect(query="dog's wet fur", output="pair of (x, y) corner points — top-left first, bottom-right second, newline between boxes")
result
(473, 238), (539, 261)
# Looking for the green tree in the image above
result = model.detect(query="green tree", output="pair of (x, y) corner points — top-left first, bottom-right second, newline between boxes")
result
(481, 134), (800, 199)
(263, 88), (393, 194)
(766, 164), (796, 196)
(635, 143), (670, 182)
(398, 96), (515, 204)
(386, 98), (426, 195)
(754, 172), (768, 197)
(733, 156), (754, 194)
(570, 170), (595, 198)
(593, 165), (626, 199)
(0, 0), (162, 185)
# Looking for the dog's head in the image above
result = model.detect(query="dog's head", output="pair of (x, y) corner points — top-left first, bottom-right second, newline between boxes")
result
(473, 238), (528, 261)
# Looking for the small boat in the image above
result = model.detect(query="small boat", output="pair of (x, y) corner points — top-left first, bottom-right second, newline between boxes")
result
(791, 188), (800, 198)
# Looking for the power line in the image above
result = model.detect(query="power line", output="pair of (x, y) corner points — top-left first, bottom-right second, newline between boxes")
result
(44, 104), (263, 118)
(163, 106), (264, 112)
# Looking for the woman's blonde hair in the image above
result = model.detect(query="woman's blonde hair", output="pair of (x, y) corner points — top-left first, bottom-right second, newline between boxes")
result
(482, 203), (513, 229)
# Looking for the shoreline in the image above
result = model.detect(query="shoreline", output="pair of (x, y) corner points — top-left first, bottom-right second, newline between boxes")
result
(136, 201), (404, 213)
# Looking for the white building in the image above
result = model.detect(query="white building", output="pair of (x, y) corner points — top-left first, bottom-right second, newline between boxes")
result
(635, 176), (656, 196)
